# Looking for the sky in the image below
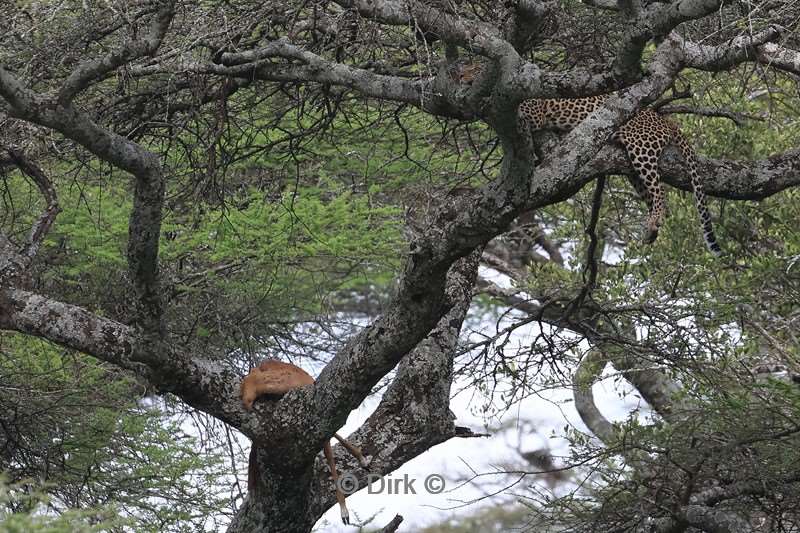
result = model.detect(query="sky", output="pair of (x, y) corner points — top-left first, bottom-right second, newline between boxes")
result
(194, 261), (651, 532)
(309, 266), (648, 531)
(312, 373), (645, 531)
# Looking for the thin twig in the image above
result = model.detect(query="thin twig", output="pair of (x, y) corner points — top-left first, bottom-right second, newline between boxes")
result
(659, 104), (765, 126)
(569, 176), (605, 314)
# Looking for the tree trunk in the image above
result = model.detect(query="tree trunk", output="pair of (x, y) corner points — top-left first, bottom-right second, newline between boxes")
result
(228, 447), (317, 533)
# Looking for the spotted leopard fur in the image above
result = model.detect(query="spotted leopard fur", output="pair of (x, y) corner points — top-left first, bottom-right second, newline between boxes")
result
(518, 96), (722, 256)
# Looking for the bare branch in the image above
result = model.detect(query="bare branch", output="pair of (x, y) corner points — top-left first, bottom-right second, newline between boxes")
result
(570, 175), (605, 313)
(757, 41), (800, 75)
(481, 250), (530, 280)
(658, 104), (764, 126)
(4, 148), (61, 261)
(0, 148), (61, 284)
(680, 25), (785, 72)
(58, 0), (176, 104)
(332, 0), (514, 58)
(573, 349), (617, 444)
(476, 276), (544, 317)
(175, 40), (428, 108)
(0, 67), (45, 113)
(0, 64), (165, 328)
(0, 286), (245, 427)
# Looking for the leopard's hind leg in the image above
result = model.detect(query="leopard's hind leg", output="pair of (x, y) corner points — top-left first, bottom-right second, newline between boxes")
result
(622, 139), (668, 244)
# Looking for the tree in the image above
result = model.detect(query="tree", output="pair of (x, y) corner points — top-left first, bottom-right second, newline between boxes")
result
(1, 0), (799, 532)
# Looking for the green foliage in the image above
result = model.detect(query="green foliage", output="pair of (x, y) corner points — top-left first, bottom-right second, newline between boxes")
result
(680, 71), (800, 159)
(48, 184), (130, 276)
(2, 92), (485, 530)
(170, 182), (402, 290)
(0, 334), (229, 533)
(0, 477), (125, 533)
(471, 65), (800, 531)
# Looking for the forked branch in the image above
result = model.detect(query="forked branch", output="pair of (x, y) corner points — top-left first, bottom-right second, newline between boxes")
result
(58, 0), (176, 104)
(0, 148), (61, 284)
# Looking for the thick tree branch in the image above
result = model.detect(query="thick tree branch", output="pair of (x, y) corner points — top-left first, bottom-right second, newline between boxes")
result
(603, 345), (690, 422)
(58, 0), (176, 104)
(380, 515), (404, 532)
(236, 251), (484, 531)
(171, 45), (429, 109)
(522, 24), (785, 103)
(583, 142), (800, 201)
(691, 471), (800, 506)
(504, 0), (556, 53)
(307, 250), (483, 525)
(648, 505), (753, 533)
(612, 0), (724, 81)
(332, 0), (514, 58)
(756, 42), (800, 74)
(0, 236), (24, 287)
(680, 25), (785, 72)
(649, 0), (725, 36)
(573, 349), (618, 444)
(0, 287), (144, 374)
(0, 67), (165, 327)
(0, 287), (247, 428)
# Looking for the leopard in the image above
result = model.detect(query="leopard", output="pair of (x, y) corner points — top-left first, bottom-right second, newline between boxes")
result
(517, 96), (722, 256)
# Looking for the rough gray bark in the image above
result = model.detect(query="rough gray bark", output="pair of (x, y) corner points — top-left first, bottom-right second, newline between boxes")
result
(231, 251), (483, 532)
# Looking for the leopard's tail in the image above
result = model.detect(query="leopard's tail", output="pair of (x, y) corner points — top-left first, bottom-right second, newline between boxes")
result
(674, 130), (722, 256)
(248, 445), (258, 494)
